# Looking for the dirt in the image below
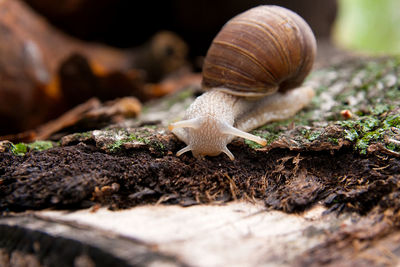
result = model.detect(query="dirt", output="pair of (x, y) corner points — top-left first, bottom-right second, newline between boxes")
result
(1, 135), (399, 216)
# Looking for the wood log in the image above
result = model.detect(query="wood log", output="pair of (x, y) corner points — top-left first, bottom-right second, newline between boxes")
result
(0, 0), (131, 134)
(2, 203), (398, 267)
(0, 203), (334, 267)
(0, 213), (185, 267)
(0, 0), (188, 135)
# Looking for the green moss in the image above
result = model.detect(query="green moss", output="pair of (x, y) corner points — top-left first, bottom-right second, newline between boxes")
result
(75, 131), (92, 138)
(108, 140), (125, 152)
(320, 58), (400, 120)
(29, 141), (54, 151)
(384, 114), (400, 127)
(245, 140), (262, 150)
(106, 129), (167, 153)
(370, 104), (391, 115)
(355, 129), (384, 154)
(11, 141), (54, 156)
(108, 133), (145, 152)
(11, 143), (27, 156)
(337, 120), (357, 129)
(362, 117), (380, 131)
(337, 115), (381, 132)
(327, 137), (339, 145)
(309, 131), (322, 142)
(343, 128), (359, 141)
(301, 129), (322, 142)
(336, 111), (400, 154)
(245, 130), (280, 149)
(149, 140), (166, 152)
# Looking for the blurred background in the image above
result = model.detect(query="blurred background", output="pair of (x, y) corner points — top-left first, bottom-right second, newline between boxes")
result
(23, 0), (337, 67)
(0, 0), (399, 138)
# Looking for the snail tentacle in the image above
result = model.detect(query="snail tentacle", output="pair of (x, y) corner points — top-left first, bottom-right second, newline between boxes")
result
(168, 5), (316, 160)
(220, 123), (267, 146)
(176, 145), (193, 157)
(221, 146), (235, 161)
(169, 118), (202, 131)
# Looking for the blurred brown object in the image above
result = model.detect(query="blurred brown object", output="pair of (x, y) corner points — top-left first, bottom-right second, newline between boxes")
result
(0, 0), (129, 135)
(0, 97), (142, 143)
(0, 0), (188, 135)
(24, 0), (121, 40)
(24, 0), (336, 67)
(0, 70), (200, 143)
(34, 96), (142, 141)
(145, 73), (202, 99)
(132, 31), (189, 82)
(58, 54), (145, 107)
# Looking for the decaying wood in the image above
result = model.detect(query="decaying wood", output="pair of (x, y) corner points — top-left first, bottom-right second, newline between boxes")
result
(0, 203), (337, 267)
(0, 213), (185, 267)
(0, 97), (142, 143)
(2, 203), (398, 267)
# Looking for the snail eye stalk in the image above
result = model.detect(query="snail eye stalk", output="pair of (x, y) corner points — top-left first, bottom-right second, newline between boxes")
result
(168, 118), (202, 131)
(221, 123), (267, 146)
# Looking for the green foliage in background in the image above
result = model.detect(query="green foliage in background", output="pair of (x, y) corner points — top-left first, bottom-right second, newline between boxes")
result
(334, 0), (400, 54)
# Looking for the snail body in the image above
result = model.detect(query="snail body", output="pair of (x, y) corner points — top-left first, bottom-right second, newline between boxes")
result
(169, 5), (317, 160)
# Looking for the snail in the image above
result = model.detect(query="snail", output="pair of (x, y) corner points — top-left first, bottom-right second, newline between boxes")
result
(169, 5), (317, 160)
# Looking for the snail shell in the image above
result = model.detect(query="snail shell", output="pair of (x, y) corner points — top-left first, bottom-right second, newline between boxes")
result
(169, 5), (316, 160)
(202, 5), (316, 97)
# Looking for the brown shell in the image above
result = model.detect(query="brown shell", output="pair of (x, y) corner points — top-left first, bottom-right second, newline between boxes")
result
(202, 5), (317, 96)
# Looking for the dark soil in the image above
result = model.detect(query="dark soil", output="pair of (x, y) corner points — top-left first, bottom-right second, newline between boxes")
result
(1, 138), (399, 216)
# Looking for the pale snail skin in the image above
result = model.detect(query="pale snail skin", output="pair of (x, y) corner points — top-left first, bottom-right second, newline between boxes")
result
(169, 5), (317, 160)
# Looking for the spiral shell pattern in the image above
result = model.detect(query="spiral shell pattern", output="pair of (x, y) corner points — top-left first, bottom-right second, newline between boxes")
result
(202, 5), (316, 96)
